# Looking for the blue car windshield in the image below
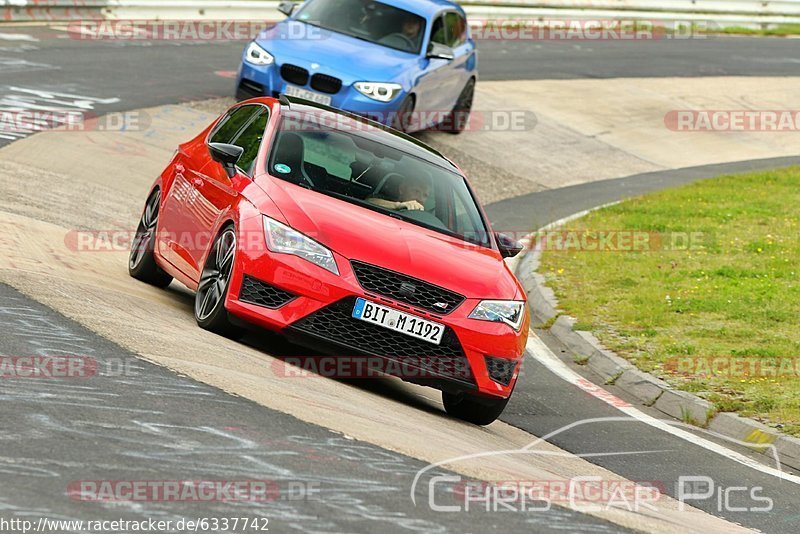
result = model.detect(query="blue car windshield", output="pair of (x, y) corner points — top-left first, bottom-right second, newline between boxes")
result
(294, 0), (426, 54)
(268, 111), (491, 247)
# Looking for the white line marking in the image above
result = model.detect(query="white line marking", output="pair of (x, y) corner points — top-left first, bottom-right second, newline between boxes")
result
(537, 200), (620, 232)
(526, 333), (800, 484)
(0, 33), (38, 42)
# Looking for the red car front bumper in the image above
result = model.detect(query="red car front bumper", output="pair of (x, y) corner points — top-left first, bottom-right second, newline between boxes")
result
(224, 218), (528, 399)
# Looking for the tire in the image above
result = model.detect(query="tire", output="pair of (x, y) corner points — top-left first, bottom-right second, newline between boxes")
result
(392, 95), (415, 132)
(442, 390), (510, 426)
(445, 79), (474, 135)
(128, 188), (173, 288)
(194, 225), (245, 339)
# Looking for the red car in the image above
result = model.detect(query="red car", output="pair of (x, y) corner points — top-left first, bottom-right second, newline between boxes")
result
(129, 96), (529, 424)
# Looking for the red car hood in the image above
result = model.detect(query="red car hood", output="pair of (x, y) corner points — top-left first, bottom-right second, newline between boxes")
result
(262, 179), (520, 300)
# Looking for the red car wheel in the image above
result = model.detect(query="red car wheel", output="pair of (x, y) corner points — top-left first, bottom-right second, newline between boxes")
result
(194, 226), (245, 339)
(128, 188), (173, 288)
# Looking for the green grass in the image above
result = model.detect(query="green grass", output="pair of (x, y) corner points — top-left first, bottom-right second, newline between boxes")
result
(539, 167), (800, 435)
(705, 24), (800, 37)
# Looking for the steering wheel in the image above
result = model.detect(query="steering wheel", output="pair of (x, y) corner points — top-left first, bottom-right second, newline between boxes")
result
(371, 172), (404, 200)
(373, 172), (436, 214)
(379, 32), (415, 51)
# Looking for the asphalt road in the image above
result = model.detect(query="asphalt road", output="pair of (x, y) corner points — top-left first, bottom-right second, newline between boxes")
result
(1, 25), (799, 139)
(0, 283), (624, 533)
(483, 156), (800, 235)
(2, 21), (800, 533)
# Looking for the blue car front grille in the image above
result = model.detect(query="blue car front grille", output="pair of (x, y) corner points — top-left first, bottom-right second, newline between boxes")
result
(310, 73), (342, 94)
(280, 63), (309, 86)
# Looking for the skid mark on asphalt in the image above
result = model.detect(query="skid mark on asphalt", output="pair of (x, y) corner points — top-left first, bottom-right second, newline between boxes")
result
(0, 86), (120, 143)
(525, 334), (800, 485)
(0, 56), (53, 73)
(0, 33), (38, 42)
(0, 285), (624, 533)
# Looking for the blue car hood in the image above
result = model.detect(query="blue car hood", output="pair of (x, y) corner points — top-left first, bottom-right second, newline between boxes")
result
(256, 20), (416, 80)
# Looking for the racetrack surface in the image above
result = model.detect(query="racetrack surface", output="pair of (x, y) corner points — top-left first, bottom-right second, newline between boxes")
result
(0, 116), (745, 532)
(2, 23), (800, 147)
(1, 282), (629, 533)
(2, 21), (800, 533)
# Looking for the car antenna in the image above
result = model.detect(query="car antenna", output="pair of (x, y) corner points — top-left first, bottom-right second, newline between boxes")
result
(278, 93), (291, 107)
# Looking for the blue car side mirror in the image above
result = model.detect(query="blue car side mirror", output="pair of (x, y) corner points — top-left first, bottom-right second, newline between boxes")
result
(426, 42), (454, 60)
(278, 0), (295, 16)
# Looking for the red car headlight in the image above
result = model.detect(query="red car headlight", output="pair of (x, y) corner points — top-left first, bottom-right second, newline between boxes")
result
(263, 215), (339, 275)
(468, 300), (526, 331)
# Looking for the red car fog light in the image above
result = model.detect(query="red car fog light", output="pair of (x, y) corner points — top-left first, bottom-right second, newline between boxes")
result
(484, 355), (518, 386)
(239, 275), (296, 309)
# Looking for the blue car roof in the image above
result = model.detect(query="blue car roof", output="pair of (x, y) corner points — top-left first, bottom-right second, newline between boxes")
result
(366, 0), (464, 19)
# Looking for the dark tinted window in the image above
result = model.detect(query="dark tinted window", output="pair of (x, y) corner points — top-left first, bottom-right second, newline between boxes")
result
(231, 108), (269, 175)
(268, 114), (490, 247)
(430, 15), (446, 45)
(445, 12), (466, 47)
(296, 0), (426, 54)
(209, 105), (259, 144)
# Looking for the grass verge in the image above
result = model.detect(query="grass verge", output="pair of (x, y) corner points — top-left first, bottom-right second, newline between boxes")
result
(706, 24), (800, 37)
(538, 167), (800, 435)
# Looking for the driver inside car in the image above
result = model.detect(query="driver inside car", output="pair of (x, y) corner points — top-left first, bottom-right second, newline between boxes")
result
(367, 174), (430, 211)
(378, 14), (423, 52)
(401, 17), (422, 42)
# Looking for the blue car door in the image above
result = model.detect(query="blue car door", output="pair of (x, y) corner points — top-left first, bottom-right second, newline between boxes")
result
(413, 13), (455, 126)
(443, 10), (473, 106)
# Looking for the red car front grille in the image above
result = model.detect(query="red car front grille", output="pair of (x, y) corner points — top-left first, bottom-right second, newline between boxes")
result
(288, 297), (474, 385)
(350, 261), (465, 315)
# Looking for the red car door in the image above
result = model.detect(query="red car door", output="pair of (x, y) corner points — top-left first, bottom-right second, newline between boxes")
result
(193, 106), (270, 271)
(159, 104), (264, 281)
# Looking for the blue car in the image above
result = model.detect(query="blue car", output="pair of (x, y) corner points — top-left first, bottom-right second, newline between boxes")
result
(236, 0), (477, 133)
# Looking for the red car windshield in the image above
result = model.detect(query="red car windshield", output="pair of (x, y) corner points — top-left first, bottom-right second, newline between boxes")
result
(268, 114), (491, 247)
(294, 0), (426, 54)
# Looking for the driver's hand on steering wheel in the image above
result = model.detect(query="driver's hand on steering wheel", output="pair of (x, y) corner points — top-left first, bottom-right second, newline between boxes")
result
(397, 200), (424, 211)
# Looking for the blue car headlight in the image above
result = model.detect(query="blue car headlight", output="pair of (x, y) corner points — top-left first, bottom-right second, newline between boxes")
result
(263, 216), (339, 275)
(354, 82), (402, 102)
(469, 300), (526, 331)
(245, 41), (275, 66)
